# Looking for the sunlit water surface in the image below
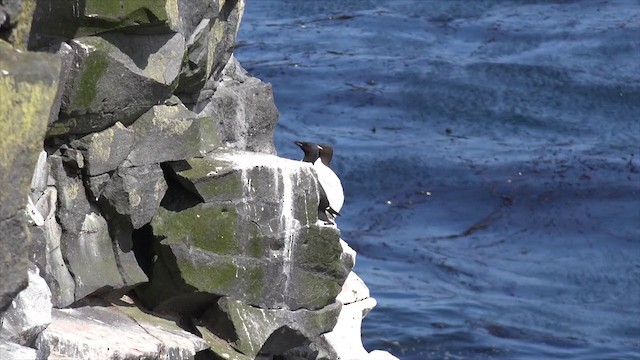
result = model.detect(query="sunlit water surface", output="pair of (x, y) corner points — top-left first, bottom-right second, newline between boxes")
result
(236, 1), (640, 358)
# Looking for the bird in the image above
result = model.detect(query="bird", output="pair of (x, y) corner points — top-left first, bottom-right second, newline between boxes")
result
(293, 141), (319, 162)
(294, 141), (339, 225)
(314, 143), (344, 222)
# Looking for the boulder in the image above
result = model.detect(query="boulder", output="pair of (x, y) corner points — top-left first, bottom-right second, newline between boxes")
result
(137, 150), (350, 311)
(48, 154), (90, 236)
(85, 173), (111, 201)
(0, 340), (36, 360)
(65, 210), (124, 300)
(35, 304), (208, 359)
(27, 0), (234, 49)
(0, 0), (36, 49)
(49, 153), (146, 305)
(101, 164), (168, 229)
(195, 325), (252, 360)
(205, 0), (246, 83)
(283, 268), (393, 360)
(204, 297), (341, 358)
(177, 0), (246, 100)
(175, 18), (212, 98)
(71, 122), (135, 176)
(30, 186), (76, 308)
(29, 151), (48, 202)
(125, 103), (220, 166)
(316, 294), (377, 360)
(0, 266), (52, 346)
(49, 32), (186, 136)
(196, 57), (278, 154)
(0, 40), (61, 311)
(28, 0), (171, 49)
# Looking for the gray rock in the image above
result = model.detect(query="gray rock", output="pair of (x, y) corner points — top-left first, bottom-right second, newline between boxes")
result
(49, 42), (76, 125)
(50, 155), (125, 298)
(0, 0), (22, 29)
(0, 215), (29, 312)
(85, 173), (111, 201)
(50, 32), (186, 136)
(197, 57), (278, 154)
(0, 266), (52, 346)
(30, 187), (75, 308)
(48, 154), (90, 235)
(28, 0), (175, 49)
(340, 239), (357, 271)
(203, 297), (341, 358)
(101, 164), (168, 229)
(205, 0), (246, 82)
(0, 340), (36, 360)
(177, 0), (245, 101)
(175, 18), (212, 98)
(29, 151), (48, 201)
(48, 154), (134, 303)
(28, 0), (234, 49)
(138, 150), (350, 311)
(0, 0), (36, 48)
(195, 325), (253, 360)
(65, 210), (124, 301)
(0, 41), (61, 311)
(166, 0), (218, 40)
(314, 295), (377, 360)
(71, 122), (135, 176)
(36, 305), (208, 360)
(284, 304), (379, 360)
(125, 103), (221, 166)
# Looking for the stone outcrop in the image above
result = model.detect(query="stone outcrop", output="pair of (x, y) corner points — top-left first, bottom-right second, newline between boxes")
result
(139, 151), (348, 312)
(0, 266), (52, 346)
(0, 38), (61, 312)
(0, 0), (395, 359)
(36, 300), (209, 359)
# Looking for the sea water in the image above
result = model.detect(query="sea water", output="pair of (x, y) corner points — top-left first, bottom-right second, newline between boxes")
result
(236, 1), (640, 358)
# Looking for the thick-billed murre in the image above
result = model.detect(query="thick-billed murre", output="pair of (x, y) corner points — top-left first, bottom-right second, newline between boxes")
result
(294, 141), (340, 225)
(315, 143), (344, 221)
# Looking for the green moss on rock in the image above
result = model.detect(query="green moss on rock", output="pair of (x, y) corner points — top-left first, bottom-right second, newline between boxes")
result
(168, 157), (243, 202)
(74, 52), (109, 109)
(153, 204), (238, 254)
(246, 226), (265, 258)
(246, 266), (265, 299)
(0, 45), (60, 219)
(178, 255), (237, 293)
(294, 226), (345, 279)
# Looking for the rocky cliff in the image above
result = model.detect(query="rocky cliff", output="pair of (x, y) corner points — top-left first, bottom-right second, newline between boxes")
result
(0, 1), (395, 359)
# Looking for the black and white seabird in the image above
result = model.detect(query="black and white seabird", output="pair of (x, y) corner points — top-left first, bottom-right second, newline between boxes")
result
(294, 141), (339, 225)
(315, 143), (344, 221)
(294, 141), (319, 163)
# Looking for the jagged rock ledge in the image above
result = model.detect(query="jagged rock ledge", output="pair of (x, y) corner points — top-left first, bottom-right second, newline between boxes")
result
(0, 0), (397, 359)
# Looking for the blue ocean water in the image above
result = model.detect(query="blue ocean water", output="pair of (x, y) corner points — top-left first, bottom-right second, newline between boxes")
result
(235, 1), (640, 359)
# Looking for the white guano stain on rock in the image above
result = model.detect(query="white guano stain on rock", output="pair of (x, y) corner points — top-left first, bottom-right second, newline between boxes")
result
(218, 151), (308, 291)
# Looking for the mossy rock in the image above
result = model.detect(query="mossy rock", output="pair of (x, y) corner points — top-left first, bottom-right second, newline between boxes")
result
(28, 0), (172, 49)
(50, 32), (186, 136)
(140, 151), (351, 311)
(212, 297), (342, 358)
(0, 43), (61, 311)
(166, 156), (242, 202)
(125, 104), (219, 166)
(71, 122), (135, 176)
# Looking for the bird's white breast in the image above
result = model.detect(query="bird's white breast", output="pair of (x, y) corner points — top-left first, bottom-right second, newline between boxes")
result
(314, 160), (344, 213)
